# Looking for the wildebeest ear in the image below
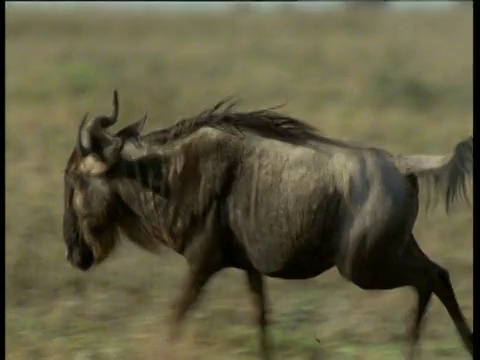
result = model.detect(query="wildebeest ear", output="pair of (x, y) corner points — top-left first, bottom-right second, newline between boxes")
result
(115, 114), (147, 149)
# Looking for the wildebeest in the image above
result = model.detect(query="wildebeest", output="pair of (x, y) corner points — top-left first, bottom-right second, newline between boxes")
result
(63, 91), (473, 359)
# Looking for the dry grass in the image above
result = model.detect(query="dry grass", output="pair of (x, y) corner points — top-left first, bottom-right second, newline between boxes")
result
(5, 5), (472, 360)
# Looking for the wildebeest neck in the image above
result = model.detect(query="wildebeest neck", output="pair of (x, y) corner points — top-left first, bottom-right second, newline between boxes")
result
(108, 155), (171, 198)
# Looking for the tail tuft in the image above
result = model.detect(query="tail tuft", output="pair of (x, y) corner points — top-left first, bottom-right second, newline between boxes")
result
(443, 137), (473, 212)
(394, 137), (473, 213)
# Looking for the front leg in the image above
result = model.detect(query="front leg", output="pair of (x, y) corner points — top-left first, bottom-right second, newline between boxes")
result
(168, 202), (224, 343)
(246, 270), (272, 360)
(169, 264), (219, 342)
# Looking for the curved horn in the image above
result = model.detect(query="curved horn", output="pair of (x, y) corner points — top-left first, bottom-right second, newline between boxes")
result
(97, 89), (119, 128)
(77, 112), (91, 155)
(107, 89), (119, 126)
(86, 90), (120, 130)
(76, 90), (120, 155)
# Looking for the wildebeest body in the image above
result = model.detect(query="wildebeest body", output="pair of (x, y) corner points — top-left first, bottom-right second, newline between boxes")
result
(224, 135), (414, 280)
(63, 92), (473, 360)
(113, 128), (414, 282)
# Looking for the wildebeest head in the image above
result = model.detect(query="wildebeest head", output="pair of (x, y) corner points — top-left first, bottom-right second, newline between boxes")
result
(63, 90), (146, 271)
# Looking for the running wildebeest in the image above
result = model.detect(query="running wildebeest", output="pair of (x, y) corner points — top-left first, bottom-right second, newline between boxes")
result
(63, 91), (473, 359)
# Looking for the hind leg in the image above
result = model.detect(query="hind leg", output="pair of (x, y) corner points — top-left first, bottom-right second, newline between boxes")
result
(336, 234), (472, 359)
(403, 239), (433, 360)
(428, 264), (473, 356)
(406, 288), (432, 359)
(404, 237), (472, 358)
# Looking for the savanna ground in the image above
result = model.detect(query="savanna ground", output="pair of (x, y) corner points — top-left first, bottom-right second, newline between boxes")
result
(5, 4), (473, 360)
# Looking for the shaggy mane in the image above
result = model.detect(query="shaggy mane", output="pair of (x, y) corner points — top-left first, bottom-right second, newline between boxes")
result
(143, 97), (358, 149)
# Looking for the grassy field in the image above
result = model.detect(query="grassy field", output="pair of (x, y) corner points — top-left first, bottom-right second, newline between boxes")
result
(5, 5), (473, 360)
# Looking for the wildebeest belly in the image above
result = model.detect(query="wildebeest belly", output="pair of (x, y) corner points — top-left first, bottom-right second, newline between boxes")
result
(265, 243), (335, 279)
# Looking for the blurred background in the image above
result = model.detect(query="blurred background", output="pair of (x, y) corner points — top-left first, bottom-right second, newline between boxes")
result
(5, 2), (472, 359)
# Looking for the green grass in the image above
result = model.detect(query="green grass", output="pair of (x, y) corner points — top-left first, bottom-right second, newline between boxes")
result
(6, 6), (472, 360)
